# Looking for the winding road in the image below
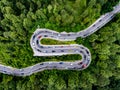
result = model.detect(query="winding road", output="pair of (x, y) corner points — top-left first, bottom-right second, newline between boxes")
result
(0, 4), (120, 76)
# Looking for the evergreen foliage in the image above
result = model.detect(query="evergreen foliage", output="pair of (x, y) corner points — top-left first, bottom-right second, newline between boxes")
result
(0, 0), (120, 89)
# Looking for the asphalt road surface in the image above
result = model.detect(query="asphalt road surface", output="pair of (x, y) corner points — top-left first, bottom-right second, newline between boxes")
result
(0, 4), (120, 76)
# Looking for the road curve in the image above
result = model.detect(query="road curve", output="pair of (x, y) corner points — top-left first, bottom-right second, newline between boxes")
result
(0, 4), (120, 76)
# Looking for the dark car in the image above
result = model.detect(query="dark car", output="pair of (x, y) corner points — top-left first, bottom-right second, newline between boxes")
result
(36, 40), (39, 44)
(52, 50), (56, 53)
(93, 24), (95, 27)
(84, 55), (86, 59)
(37, 49), (41, 52)
(97, 26), (100, 29)
(59, 62), (63, 64)
(80, 51), (83, 53)
(3, 71), (7, 73)
(33, 35), (36, 39)
(44, 35), (48, 37)
(68, 34), (70, 36)
(80, 47), (84, 49)
(40, 46), (44, 48)
(83, 34), (88, 37)
(99, 19), (102, 22)
(40, 63), (44, 65)
(111, 15), (114, 18)
(86, 50), (90, 55)
(73, 67), (77, 69)
(78, 62), (83, 65)
(53, 66), (57, 68)
(21, 73), (24, 75)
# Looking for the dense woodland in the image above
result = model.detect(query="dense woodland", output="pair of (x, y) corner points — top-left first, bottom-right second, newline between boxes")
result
(0, 0), (120, 90)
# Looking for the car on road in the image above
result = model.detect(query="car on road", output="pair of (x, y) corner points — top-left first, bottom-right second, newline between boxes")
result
(75, 50), (79, 53)
(68, 50), (73, 52)
(58, 34), (61, 36)
(44, 35), (48, 37)
(80, 51), (83, 53)
(97, 26), (100, 29)
(37, 49), (41, 52)
(78, 62), (83, 65)
(45, 31), (48, 32)
(59, 62), (63, 64)
(20, 69), (24, 71)
(36, 40), (39, 44)
(53, 66), (57, 68)
(3, 70), (7, 73)
(80, 47), (84, 49)
(85, 50), (90, 55)
(52, 50), (56, 53)
(21, 73), (24, 75)
(70, 63), (73, 65)
(93, 24), (95, 27)
(32, 43), (35, 46)
(61, 46), (64, 48)
(110, 15), (114, 18)
(67, 34), (70, 36)
(99, 19), (102, 22)
(61, 50), (64, 52)
(40, 63), (44, 65)
(40, 46), (44, 48)
(82, 64), (86, 68)
(43, 51), (47, 53)
(38, 36), (42, 38)
(84, 55), (86, 59)
(33, 35), (36, 39)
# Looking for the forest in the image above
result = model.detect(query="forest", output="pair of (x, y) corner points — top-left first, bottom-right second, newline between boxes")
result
(0, 0), (120, 90)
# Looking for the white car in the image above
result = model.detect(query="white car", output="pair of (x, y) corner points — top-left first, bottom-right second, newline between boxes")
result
(32, 43), (35, 46)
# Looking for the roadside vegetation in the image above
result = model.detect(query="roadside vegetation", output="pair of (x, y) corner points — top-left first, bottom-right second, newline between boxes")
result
(0, 0), (120, 90)
(41, 38), (76, 45)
